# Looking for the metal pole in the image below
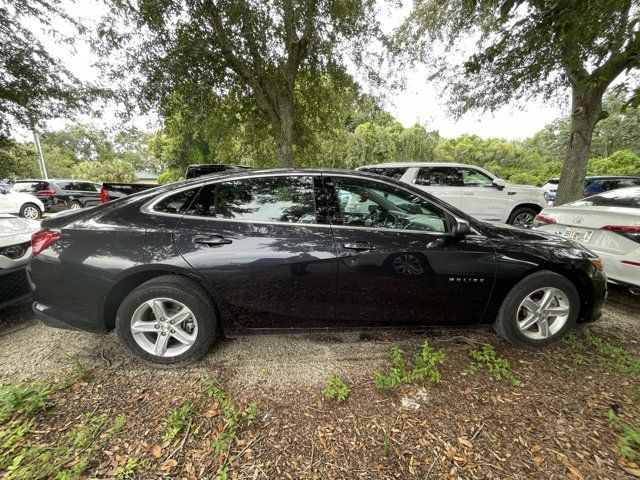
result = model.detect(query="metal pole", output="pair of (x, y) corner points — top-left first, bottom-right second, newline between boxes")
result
(32, 129), (48, 179)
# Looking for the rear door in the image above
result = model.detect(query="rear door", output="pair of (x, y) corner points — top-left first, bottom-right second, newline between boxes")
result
(171, 174), (339, 330)
(412, 166), (464, 208)
(326, 174), (496, 326)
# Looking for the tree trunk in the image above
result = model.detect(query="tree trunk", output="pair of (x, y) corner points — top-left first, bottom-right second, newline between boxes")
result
(555, 87), (605, 205)
(272, 92), (294, 168)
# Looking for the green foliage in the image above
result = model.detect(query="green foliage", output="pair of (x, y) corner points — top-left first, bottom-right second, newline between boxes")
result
(157, 169), (183, 185)
(162, 401), (195, 443)
(374, 341), (446, 389)
(205, 383), (259, 455)
(71, 159), (137, 183)
(589, 150), (640, 176)
(114, 456), (143, 479)
(469, 345), (521, 386)
(0, 141), (39, 180)
(323, 375), (351, 402)
(607, 409), (640, 462)
(563, 328), (640, 376)
(0, 382), (50, 422)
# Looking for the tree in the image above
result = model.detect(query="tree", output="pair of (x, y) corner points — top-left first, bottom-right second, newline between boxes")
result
(71, 159), (137, 183)
(97, 0), (384, 167)
(41, 124), (115, 162)
(0, 140), (38, 180)
(399, 0), (640, 204)
(0, 0), (97, 140)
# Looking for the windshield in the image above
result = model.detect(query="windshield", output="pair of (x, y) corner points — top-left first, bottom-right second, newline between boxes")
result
(570, 188), (640, 209)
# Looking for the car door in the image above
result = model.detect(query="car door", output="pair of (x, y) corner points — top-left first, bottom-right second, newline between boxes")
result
(412, 166), (464, 208)
(325, 175), (496, 327)
(458, 167), (508, 221)
(172, 174), (339, 330)
(71, 182), (101, 207)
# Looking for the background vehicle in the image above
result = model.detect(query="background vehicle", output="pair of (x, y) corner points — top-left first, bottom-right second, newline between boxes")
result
(542, 176), (640, 203)
(100, 164), (250, 203)
(534, 186), (640, 291)
(358, 162), (547, 228)
(1, 214), (40, 309)
(12, 179), (101, 212)
(0, 184), (44, 219)
(28, 169), (605, 364)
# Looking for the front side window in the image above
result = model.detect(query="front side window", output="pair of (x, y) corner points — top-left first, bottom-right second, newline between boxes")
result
(415, 167), (462, 186)
(332, 177), (448, 233)
(459, 168), (493, 187)
(188, 176), (317, 224)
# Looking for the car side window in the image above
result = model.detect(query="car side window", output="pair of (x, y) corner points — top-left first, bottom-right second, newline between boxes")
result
(332, 177), (448, 233)
(154, 188), (200, 215)
(55, 182), (74, 190)
(415, 167), (462, 186)
(188, 176), (318, 224)
(361, 167), (408, 180)
(459, 168), (493, 187)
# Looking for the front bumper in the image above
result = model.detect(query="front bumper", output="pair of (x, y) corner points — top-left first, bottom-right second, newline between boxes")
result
(0, 266), (31, 310)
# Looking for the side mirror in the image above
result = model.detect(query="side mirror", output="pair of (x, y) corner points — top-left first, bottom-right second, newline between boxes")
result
(492, 178), (507, 190)
(452, 219), (471, 237)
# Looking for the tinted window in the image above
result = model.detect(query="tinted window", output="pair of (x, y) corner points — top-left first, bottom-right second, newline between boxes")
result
(571, 189), (640, 208)
(54, 182), (75, 190)
(459, 167), (493, 186)
(360, 167), (408, 180)
(13, 181), (51, 192)
(415, 167), (462, 186)
(72, 182), (97, 192)
(333, 177), (448, 233)
(154, 188), (200, 215)
(189, 176), (317, 224)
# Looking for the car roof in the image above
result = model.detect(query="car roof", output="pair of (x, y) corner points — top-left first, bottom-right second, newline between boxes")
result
(357, 162), (479, 169)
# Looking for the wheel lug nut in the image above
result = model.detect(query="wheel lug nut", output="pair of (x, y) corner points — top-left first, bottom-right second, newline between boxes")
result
(161, 332), (167, 336)
(170, 329), (175, 333)
(169, 320), (174, 325)
(154, 325), (159, 329)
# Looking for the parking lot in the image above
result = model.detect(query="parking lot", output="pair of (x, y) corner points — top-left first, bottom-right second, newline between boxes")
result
(1, 287), (638, 479)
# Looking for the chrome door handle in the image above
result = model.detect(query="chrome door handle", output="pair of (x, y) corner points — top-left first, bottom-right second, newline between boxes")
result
(463, 192), (476, 196)
(342, 242), (377, 251)
(193, 235), (233, 246)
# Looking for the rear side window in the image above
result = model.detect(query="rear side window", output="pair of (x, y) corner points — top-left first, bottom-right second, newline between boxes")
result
(13, 181), (50, 193)
(361, 167), (408, 180)
(189, 176), (317, 224)
(416, 167), (462, 186)
(154, 188), (200, 215)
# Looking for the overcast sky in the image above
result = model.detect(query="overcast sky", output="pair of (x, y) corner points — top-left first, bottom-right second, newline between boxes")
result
(30, 0), (567, 141)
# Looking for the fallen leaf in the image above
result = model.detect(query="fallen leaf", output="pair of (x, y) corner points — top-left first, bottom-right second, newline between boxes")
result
(161, 459), (178, 470)
(151, 445), (162, 458)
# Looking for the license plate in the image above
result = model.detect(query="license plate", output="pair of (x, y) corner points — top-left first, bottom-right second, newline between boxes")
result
(561, 227), (593, 243)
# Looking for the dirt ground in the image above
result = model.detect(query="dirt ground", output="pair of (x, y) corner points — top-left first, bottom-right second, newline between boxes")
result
(0, 286), (639, 479)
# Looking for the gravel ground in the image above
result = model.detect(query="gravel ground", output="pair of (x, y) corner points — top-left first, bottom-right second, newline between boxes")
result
(1, 285), (638, 387)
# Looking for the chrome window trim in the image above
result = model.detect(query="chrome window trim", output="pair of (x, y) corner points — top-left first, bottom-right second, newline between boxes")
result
(141, 171), (485, 237)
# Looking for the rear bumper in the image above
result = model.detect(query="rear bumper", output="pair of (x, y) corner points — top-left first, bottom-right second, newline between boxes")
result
(595, 249), (640, 288)
(32, 301), (108, 333)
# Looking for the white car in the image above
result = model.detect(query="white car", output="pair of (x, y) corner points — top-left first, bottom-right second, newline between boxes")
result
(357, 162), (548, 228)
(0, 214), (40, 309)
(0, 184), (44, 219)
(533, 187), (640, 290)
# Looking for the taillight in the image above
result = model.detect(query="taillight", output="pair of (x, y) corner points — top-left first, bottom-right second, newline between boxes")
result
(533, 214), (556, 227)
(601, 225), (640, 244)
(31, 230), (61, 257)
(100, 186), (108, 203)
(36, 189), (56, 196)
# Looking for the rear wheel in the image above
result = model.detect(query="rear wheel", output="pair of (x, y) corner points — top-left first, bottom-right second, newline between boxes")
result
(115, 275), (218, 364)
(507, 206), (538, 229)
(69, 201), (82, 210)
(19, 203), (42, 220)
(494, 270), (579, 347)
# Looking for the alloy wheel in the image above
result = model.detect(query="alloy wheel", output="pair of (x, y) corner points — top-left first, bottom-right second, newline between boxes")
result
(392, 254), (424, 275)
(130, 298), (198, 357)
(513, 212), (535, 229)
(23, 206), (40, 220)
(516, 287), (570, 340)
(69, 203), (82, 210)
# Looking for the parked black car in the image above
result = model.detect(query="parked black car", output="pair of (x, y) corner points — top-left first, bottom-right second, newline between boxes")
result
(12, 179), (101, 212)
(27, 169), (606, 364)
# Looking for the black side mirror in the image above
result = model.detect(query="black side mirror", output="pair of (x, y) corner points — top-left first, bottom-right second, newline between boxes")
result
(452, 219), (471, 237)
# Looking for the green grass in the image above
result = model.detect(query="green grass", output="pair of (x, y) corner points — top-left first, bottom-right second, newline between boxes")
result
(469, 344), (521, 386)
(323, 374), (351, 402)
(563, 328), (640, 376)
(607, 409), (640, 462)
(162, 401), (196, 442)
(374, 341), (446, 389)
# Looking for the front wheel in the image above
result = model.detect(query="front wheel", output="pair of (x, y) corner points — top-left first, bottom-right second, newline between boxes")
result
(69, 201), (82, 210)
(507, 206), (538, 229)
(19, 203), (42, 220)
(494, 270), (579, 347)
(115, 275), (218, 364)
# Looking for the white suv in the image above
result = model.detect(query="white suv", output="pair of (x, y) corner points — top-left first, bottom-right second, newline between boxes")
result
(357, 163), (548, 228)
(0, 185), (44, 219)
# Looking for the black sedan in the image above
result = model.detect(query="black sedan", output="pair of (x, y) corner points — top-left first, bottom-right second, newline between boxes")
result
(27, 169), (606, 364)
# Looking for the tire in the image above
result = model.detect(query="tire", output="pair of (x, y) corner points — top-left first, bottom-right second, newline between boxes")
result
(115, 275), (218, 365)
(69, 201), (83, 210)
(19, 203), (42, 220)
(507, 206), (538, 229)
(494, 270), (579, 348)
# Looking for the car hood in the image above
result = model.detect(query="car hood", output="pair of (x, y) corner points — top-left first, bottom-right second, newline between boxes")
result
(505, 184), (544, 193)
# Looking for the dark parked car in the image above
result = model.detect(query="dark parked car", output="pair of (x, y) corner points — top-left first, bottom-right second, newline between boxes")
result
(12, 179), (101, 212)
(27, 169), (606, 364)
(543, 176), (640, 203)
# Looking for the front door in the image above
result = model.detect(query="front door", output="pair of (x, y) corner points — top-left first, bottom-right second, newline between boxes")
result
(172, 174), (339, 330)
(326, 175), (496, 326)
(458, 167), (508, 221)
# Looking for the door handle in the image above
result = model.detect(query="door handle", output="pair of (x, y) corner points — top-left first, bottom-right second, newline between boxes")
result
(463, 192), (476, 196)
(193, 235), (233, 246)
(342, 241), (377, 251)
